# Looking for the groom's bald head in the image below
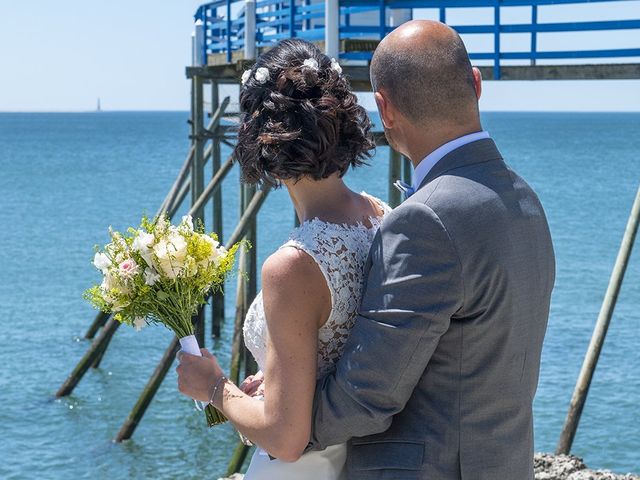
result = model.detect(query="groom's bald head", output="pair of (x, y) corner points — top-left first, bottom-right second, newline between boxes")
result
(371, 20), (479, 126)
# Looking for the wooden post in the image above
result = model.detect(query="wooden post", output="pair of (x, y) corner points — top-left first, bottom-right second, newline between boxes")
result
(192, 75), (207, 347)
(226, 440), (252, 476)
(115, 337), (180, 442)
(388, 148), (402, 208)
(557, 184), (640, 454)
(56, 318), (120, 397)
(211, 81), (225, 339)
(243, 184), (259, 378)
(84, 311), (109, 339)
(402, 155), (412, 186)
(230, 250), (247, 385)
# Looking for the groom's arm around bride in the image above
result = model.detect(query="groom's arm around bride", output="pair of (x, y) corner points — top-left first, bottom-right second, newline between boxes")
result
(306, 21), (555, 480)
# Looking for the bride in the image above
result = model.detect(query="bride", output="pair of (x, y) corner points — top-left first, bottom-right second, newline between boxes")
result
(176, 38), (390, 479)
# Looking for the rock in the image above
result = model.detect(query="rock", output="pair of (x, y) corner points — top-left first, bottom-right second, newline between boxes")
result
(217, 454), (637, 479)
(535, 453), (639, 480)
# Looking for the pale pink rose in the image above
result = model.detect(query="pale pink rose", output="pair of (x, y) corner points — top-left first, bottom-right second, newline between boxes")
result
(119, 258), (139, 278)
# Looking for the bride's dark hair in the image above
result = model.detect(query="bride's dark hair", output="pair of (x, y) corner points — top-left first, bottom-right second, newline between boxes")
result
(234, 39), (374, 187)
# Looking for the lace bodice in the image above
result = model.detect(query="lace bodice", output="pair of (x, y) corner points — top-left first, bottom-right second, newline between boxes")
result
(243, 193), (392, 378)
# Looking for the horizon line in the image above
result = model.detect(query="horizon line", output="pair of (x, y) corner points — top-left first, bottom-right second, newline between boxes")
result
(1, 109), (640, 114)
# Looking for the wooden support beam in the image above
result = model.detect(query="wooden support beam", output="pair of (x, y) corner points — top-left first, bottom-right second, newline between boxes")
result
(114, 336), (180, 442)
(230, 250), (247, 386)
(187, 62), (640, 85)
(557, 184), (640, 455)
(56, 318), (120, 397)
(84, 311), (109, 340)
(192, 75), (207, 347)
(388, 148), (403, 208)
(226, 440), (252, 477)
(211, 81), (226, 339)
(243, 184), (259, 379)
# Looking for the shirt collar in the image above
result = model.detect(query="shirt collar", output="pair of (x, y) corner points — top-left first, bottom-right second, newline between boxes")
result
(411, 131), (490, 191)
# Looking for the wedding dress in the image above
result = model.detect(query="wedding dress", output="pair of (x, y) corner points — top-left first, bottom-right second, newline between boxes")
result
(241, 193), (391, 480)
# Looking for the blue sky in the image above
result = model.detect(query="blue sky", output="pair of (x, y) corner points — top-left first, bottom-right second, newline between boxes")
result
(0, 0), (638, 112)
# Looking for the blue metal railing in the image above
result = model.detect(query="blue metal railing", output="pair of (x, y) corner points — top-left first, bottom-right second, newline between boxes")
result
(195, 0), (640, 79)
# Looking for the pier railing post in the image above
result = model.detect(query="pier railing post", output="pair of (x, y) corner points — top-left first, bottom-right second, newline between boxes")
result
(194, 19), (205, 67)
(531, 5), (538, 67)
(325, 0), (339, 59)
(557, 184), (640, 454)
(244, 0), (257, 60)
(493, 2), (501, 80)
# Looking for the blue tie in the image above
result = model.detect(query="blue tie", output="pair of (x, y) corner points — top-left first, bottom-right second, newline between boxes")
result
(393, 180), (415, 200)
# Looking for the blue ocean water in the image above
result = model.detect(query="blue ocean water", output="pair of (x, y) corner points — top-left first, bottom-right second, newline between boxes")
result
(0, 111), (638, 479)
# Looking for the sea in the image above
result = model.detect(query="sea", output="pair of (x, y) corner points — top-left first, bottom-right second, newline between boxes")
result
(0, 111), (638, 479)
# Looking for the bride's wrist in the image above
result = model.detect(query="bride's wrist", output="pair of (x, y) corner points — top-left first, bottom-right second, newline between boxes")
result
(208, 375), (228, 409)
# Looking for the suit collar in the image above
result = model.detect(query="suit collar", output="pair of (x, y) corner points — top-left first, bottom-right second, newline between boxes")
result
(416, 137), (503, 191)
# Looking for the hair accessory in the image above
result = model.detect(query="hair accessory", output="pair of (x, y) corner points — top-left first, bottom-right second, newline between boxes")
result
(241, 69), (252, 85)
(254, 67), (270, 84)
(330, 58), (342, 74)
(302, 58), (319, 70)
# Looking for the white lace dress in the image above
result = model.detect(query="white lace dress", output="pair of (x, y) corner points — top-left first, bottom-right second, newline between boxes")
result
(241, 193), (391, 480)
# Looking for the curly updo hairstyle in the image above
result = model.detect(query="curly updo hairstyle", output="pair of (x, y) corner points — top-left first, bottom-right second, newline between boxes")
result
(234, 39), (374, 187)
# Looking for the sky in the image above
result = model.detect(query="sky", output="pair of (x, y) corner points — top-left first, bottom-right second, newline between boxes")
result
(0, 0), (638, 112)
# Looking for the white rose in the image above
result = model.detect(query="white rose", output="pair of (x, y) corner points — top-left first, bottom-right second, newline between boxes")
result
(100, 273), (113, 293)
(241, 69), (251, 85)
(254, 67), (270, 84)
(132, 231), (154, 253)
(153, 232), (188, 279)
(93, 252), (111, 272)
(143, 267), (160, 286)
(133, 316), (147, 332)
(303, 58), (319, 70)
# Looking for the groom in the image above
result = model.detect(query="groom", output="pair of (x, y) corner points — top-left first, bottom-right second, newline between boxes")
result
(304, 21), (555, 479)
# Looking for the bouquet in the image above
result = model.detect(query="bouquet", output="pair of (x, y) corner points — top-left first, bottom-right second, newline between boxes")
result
(84, 213), (240, 426)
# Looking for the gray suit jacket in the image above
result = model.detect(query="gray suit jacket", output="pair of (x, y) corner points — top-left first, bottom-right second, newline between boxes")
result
(308, 138), (555, 479)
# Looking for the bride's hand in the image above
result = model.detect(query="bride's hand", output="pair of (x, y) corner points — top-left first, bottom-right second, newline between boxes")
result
(176, 348), (225, 403)
(240, 370), (265, 397)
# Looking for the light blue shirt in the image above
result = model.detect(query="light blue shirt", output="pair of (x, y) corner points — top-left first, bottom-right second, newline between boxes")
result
(411, 131), (491, 191)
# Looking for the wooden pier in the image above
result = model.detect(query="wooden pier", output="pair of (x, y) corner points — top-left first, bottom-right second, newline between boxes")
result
(54, 0), (639, 476)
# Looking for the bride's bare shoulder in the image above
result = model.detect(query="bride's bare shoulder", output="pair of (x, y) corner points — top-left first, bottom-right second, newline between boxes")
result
(261, 247), (331, 325)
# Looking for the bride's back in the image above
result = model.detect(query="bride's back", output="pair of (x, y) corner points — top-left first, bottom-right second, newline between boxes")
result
(244, 193), (391, 378)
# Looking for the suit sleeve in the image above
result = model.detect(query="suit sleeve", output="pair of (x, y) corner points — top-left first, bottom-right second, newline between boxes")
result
(307, 201), (464, 450)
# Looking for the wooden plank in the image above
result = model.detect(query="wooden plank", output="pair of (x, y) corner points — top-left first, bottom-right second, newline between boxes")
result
(188, 61), (640, 83)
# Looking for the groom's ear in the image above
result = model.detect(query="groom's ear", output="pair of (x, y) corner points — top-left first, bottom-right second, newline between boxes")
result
(472, 67), (482, 100)
(374, 90), (395, 130)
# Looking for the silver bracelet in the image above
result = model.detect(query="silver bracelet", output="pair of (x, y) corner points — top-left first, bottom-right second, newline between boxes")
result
(208, 375), (227, 406)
